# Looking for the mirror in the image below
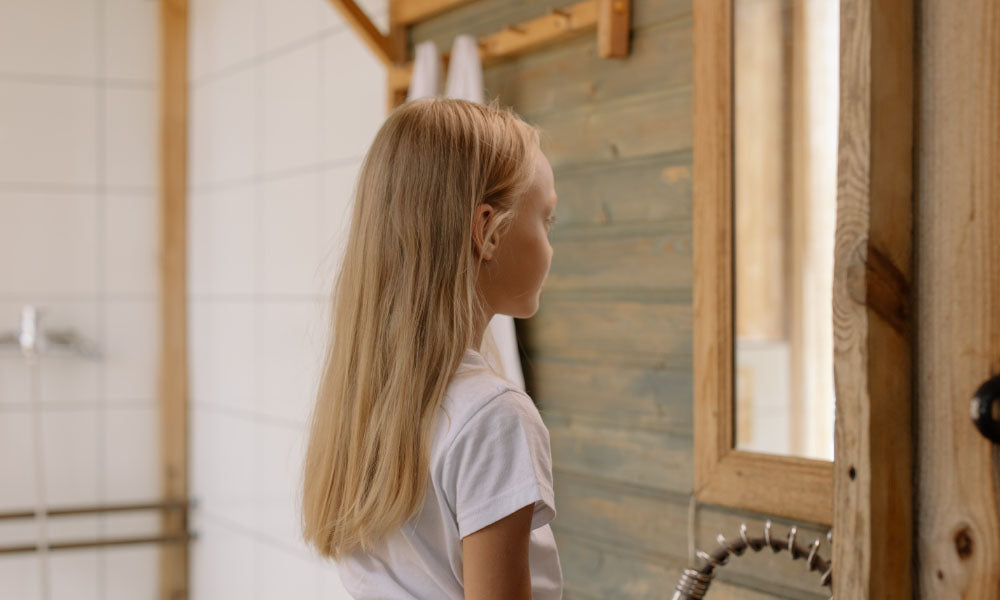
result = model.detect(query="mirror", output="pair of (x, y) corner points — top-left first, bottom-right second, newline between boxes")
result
(732, 0), (839, 461)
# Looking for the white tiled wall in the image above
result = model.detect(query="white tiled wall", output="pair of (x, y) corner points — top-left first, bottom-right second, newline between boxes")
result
(0, 0), (161, 598)
(187, 0), (387, 598)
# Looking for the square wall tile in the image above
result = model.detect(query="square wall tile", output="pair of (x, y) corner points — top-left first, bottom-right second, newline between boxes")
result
(103, 0), (159, 82)
(253, 301), (323, 425)
(0, 555), (42, 600)
(0, 82), (98, 186)
(190, 516), (255, 600)
(189, 70), (256, 187)
(0, 0), (98, 78)
(0, 411), (38, 509)
(102, 406), (160, 502)
(49, 549), (99, 600)
(105, 88), (158, 188)
(42, 408), (99, 505)
(318, 161), (360, 292)
(262, 44), (321, 175)
(103, 192), (159, 296)
(102, 299), (159, 402)
(253, 541), (318, 600)
(261, 0), (326, 54)
(258, 171), (321, 295)
(252, 421), (306, 548)
(188, 300), (255, 410)
(105, 545), (158, 600)
(0, 193), (98, 296)
(190, 408), (255, 529)
(189, 0), (257, 82)
(187, 184), (256, 296)
(322, 30), (385, 163)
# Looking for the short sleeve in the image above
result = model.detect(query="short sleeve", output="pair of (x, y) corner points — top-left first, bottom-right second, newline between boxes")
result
(443, 389), (556, 539)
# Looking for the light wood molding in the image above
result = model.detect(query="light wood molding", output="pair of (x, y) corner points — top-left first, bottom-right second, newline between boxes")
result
(693, 0), (833, 526)
(832, 0), (913, 597)
(159, 0), (191, 597)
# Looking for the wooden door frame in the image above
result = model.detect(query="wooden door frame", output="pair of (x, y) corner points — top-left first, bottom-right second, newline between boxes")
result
(832, 0), (914, 597)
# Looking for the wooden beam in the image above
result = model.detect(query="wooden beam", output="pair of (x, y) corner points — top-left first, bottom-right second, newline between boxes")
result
(327, 0), (404, 65)
(159, 0), (190, 598)
(832, 0), (914, 597)
(391, 0), (475, 26)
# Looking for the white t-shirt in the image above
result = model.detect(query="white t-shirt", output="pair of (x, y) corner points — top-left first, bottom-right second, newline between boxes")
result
(336, 348), (563, 599)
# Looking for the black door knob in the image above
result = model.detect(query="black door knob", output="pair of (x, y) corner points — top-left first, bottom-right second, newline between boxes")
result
(971, 375), (1000, 444)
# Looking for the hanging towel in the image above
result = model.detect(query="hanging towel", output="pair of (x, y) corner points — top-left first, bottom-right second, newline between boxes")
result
(444, 34), (484, 104)
(445, 34), (525, 392)
(407, 40), (442, 102)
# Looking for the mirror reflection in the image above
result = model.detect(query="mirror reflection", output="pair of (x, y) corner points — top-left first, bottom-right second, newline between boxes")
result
(733, 0), (839, 461)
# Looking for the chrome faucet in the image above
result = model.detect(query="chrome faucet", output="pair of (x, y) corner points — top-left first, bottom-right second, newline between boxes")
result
(0, 305), (101, 361)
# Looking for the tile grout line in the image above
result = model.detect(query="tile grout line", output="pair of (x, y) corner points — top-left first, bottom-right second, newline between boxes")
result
(95, 0), (108, 595)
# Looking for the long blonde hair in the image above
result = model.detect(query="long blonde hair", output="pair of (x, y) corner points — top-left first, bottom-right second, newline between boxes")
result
(301, 98), (540, 559)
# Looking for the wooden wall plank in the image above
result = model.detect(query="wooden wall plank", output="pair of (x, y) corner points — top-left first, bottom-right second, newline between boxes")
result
(531, 356), (693, 434)
(914, 0), (1000, 596)
(484, 17), (692, 117)
(534, 88), (692, 168)
(551, 470), (689, 557)
(547, 412), (693, 494)
(552, 151), (692, 226)
(555, 530), (686, 599)
(546, 221), (691, 294)
(526, 299), (690, 361)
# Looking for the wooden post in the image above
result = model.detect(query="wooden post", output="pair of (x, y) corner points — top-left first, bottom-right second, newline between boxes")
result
(832, 0), (913, 597)
(914, 0), (1000, 596)
(159, 0), (190, 597)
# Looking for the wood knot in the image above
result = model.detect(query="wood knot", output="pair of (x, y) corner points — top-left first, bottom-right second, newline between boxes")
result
(954, 526), (973, 560)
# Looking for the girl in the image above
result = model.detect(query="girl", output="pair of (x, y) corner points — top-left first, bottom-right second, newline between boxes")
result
(301, 97), (562, 599)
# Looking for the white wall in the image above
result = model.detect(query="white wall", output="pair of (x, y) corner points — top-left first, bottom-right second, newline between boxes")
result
(0, 0), (162, 598)
(187, 0), (387, 597)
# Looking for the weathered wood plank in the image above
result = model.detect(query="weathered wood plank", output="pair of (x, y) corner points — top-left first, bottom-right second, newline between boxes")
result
(546, 220), (691, 294)
(483, 17), (692, 118)
(554, 529), (686, 599)
(531, 355), (693, 433)
(546, 412), (693, 494)
(551, 470), (689, 558)
(915, 0), (1000, 597)
(552, 150), (692, 226)
(524, 299), (691, 362)
(533, 87), (692, 168)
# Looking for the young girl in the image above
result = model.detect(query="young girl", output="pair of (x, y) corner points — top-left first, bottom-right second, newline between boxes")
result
(301, 97), (562, 599)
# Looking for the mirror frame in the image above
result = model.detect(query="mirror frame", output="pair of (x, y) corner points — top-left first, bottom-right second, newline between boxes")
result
(692, 0), (833, 525)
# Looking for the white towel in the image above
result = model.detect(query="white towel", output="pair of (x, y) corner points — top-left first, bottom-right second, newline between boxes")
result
(445, 34), (525, 392)
(407, 40), (441, 101)
(444, 34), (484, 104)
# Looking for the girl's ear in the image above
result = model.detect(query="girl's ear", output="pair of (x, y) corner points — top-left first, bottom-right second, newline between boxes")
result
(473, 203), (498, 261)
